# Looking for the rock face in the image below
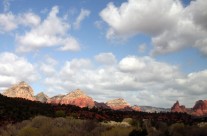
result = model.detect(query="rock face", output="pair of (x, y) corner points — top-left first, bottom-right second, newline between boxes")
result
(131, 105), (141, 111)
(192, 100), (207, 116)
(106, 98), (130, 110)
(171, 101), (187, 113)
(35, 92), (49, 103)
(48, 95), (65, 104)
(3, 81), (35, 101)
(60, 89), (95, 108)
(95, 101), (111, 109)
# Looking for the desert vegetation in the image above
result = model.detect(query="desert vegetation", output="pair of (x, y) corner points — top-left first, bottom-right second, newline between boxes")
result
(1, 94), (207, 136)
(1, 115), (207, 136)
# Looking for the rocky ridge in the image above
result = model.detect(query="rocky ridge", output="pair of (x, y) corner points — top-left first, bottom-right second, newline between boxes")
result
(171, 100), (207, 116)
(47, 94), (64, 104)
(3, 81), (35, 101)
(192, 100), (207, 116)
(35, 92), (49, 103)
(3, 81), (207, 116)
(60, 89), (95, 108)
(171, 101), (188, 113)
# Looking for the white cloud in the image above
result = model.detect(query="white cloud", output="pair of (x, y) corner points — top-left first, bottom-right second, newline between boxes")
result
(59, 37), (80, 51)
(0, 11), (40, 33)
(39, 53), (207, 107)
(18, 12), (41, 27)
(16, 6), (80, 52)
(73, 9), (90, 29)
(176, 70), (207, 95)
(100, 0), (207, 55)
(0, 52), (38, 92)
(95, 52), (117, 65)
(100, 0), (182, 39)
(0, 13), (17, 32)
(31, 52), (207, 107)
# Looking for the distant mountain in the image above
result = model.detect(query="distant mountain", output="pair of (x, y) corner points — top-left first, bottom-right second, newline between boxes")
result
(106, 98), (130, 110)
(140, 106), (170, 113)
(35, 92), (49, 103)
(60, 89), (95, 108)
(170, 100), (207, 116)
(2, 81), (207, 116)
(3, 81), (35, 101)
(48, 94), (65, 104)
(171, 101), (188, 113)
(131, 105), (141, 112)
(192, 100), (207, 116)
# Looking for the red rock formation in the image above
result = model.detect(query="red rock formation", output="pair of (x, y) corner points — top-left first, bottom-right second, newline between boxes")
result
(60, 89), (95, 108)
(48, 94), (65, 104)
(3, 81), (35, 101)
(131, 105), (141, 111)
(171, 101), (187, 113)
(192, 100), (207, 116)
(106, 98), (130, 110)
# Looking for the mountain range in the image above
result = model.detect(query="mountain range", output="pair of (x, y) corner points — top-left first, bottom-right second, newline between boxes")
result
(2, 81), (207, 116)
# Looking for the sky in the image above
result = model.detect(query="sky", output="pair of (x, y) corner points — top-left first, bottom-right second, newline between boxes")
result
(0, 0), (207, 108)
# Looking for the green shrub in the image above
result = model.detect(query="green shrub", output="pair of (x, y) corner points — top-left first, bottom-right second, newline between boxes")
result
(17, 127), (41, 136)
(55, 110), (66, 117)
(101, 126), (133, 136)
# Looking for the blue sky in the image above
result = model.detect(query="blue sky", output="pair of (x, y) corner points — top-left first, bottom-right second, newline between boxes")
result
(0, 0), (207, 107)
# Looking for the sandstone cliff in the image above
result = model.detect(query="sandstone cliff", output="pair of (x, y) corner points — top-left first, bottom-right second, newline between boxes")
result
(106, 98), (130, 110)
(3, 81), (35, 101)
(35, 92), (49, 103)
(60, 89), (95, 108)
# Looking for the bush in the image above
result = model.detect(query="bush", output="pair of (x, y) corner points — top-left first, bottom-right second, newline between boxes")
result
(101, 126), (133, 136)
(55, 110), (66, 117)
(17, 127), (41, 136)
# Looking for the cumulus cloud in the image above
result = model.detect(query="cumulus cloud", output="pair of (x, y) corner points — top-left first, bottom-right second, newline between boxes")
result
(18, 12), (41, 27)
(73, 9), (90, 29)
(0, 52), (38, 92)
(0, 6), (81, 52)
(39, 56), (57, 77)
(95, 52), (117, 65)
(35, 53), (207, 107)
(0, 11), (41, 33)
(58, 37), (80, 51)
(0, 13), (17, 32)
(13, 6), (80, 52)
(100, 0), (207, 55)
(100, 0), (182, 38)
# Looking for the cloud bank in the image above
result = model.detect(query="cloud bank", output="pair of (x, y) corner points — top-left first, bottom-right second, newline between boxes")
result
(100, 0), (207, 55)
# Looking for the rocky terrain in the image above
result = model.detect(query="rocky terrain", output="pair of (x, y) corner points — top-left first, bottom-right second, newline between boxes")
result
(192, 100), (207, 116)
(3, 81), (35, 101)
(60, 89), (95, 108)
(131, 105), (141, 111)
(2, 81), (207, 116)
(106, 98), (131, 110)
(48, 94), (65, 104)
(171, 100), (207, 116)
(171, 101), (188, 113)
(35, 92), (49, 103)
